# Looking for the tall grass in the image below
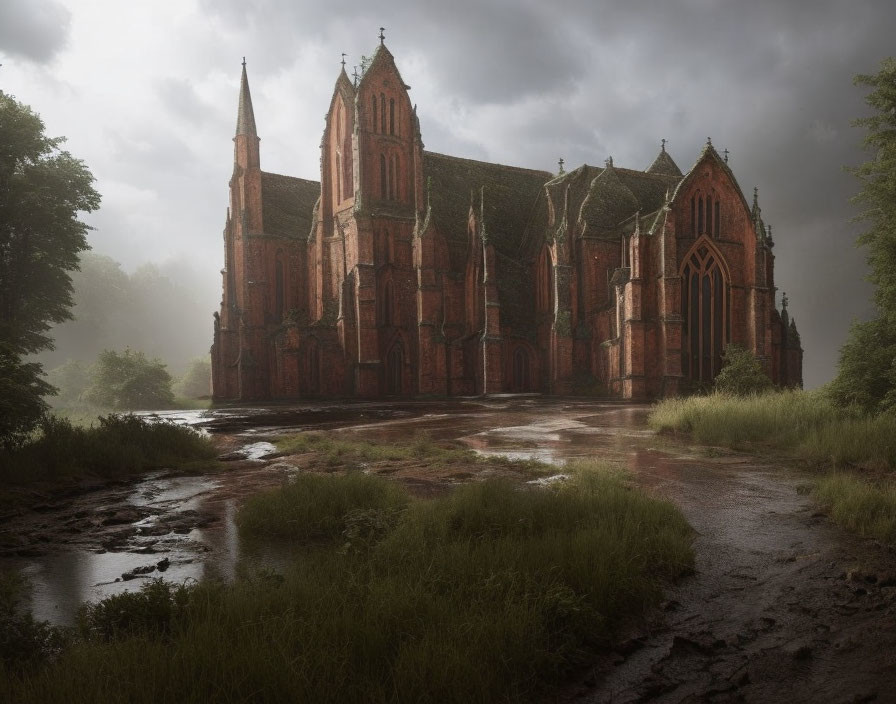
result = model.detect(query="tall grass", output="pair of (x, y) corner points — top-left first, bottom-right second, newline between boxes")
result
(0, 414), (217, 487)
(1, 463), (693, 703)
(650, 390), (896, 470)
(813, 473), (896, 543)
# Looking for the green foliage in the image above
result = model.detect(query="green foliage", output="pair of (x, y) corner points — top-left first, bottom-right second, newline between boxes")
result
(813, 473), (896, 544)
(0, 350), (53, 449)
(2, 465), (693, 703)
(713, 344), (773, 396)
(0, 414), (216, 486)
(0, 92), (100, 446)
(828, 317), (896, 413)
(78, 580), (192, 642)
(650, 389), (896, 469)
(85, 349), (175, 410)
(173, 357), (211, 399)
(832, 58), (896, 411)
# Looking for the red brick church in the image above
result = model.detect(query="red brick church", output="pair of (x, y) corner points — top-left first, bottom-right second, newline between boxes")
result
(211, 39), (803, 401)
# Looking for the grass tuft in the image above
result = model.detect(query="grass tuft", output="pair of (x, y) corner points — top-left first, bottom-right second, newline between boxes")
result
(813, 473), (896, 543)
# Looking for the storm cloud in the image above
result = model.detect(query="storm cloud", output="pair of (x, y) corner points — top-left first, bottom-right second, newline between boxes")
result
(0, 0), (70, 63)
(1, 0), (892, 387)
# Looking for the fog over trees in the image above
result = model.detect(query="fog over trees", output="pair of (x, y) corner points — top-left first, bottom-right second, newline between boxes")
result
(36, 250), (217, 379)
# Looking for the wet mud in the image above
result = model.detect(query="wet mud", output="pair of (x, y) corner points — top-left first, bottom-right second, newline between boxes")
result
(2, 398), (895, 701)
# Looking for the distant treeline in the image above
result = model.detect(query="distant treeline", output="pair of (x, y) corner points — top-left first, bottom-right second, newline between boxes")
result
(35, 251), (217, 378)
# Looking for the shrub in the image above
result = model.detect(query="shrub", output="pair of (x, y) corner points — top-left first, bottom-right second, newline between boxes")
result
(713, 344), (773, 396)
(85, 349), (175, 410)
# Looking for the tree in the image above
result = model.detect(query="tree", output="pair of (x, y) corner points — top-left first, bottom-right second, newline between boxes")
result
(174, 357), (211, 399)
(0, 92), (100, 445)
(713, 344), (773, 396)
(831, 58), (896, 413)
(85, 349), (175, 410)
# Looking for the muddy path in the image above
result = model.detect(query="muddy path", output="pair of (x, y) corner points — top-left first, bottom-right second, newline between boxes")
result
(1, 398), (895, 702)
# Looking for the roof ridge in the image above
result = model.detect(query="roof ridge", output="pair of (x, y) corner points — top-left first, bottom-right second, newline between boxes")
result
(261, 170), (320, 186)
(424, 150), (552, 178)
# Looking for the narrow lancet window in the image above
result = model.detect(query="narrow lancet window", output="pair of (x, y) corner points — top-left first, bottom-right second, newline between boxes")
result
(380, 154), (387, 199)
(380, 94), (386, 133)
(372, 97), (377, 133)
(390, 98), (395, 135)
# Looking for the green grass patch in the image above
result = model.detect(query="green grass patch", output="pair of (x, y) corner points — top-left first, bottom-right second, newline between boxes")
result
(1, 463), (693, 703)
(275, 431), (547, 472)
(813, 473), (896, 544)
(649, 390), (896, 470)
(0, 414), (218, 488)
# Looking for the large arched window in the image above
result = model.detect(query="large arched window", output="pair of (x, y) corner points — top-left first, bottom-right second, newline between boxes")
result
(681, 238), (730, 383)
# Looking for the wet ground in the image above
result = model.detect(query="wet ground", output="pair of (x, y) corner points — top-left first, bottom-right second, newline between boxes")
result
(1, 398), (895, 702)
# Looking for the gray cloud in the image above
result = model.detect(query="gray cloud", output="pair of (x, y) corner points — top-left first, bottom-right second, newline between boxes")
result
(7, 0), (893, 388)
(0, 0), (70, 63)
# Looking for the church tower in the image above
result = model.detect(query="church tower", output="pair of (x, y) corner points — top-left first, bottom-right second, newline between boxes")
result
(312, 33), (423, 396)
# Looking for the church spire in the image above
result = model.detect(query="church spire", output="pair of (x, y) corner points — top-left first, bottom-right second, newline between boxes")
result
(236, 58), (257, 137)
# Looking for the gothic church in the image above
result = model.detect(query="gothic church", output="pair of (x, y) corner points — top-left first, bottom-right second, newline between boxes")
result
(211, 39), (803, 401)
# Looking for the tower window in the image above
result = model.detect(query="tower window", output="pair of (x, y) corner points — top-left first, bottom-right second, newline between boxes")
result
(372, 96), (377, 133)
(706, 197), (713, 236)
(380, 93), (386, 133)
(390, 98), (395, 135)
(714, 201), (721, 236)
(380, 154), (387, 200)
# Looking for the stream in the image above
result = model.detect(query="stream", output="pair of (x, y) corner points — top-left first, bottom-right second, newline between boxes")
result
(1, 398), (894, 702)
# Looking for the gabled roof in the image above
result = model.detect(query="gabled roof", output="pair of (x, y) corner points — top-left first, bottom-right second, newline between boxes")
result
(423, 151), (551, 265)
(261, 171), (320, 238)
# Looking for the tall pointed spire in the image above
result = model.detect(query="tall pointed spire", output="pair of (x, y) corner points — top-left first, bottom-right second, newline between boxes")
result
(236, 57), (257, 137)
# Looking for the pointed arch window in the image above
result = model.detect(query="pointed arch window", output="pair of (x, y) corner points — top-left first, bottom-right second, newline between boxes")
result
(681, 239), (729, 383)
(380, 93), (386, 133)
(389, 98), (395, 135)
(372, 96), (377, 133)
(380, 154), (387, 200)
(381, 280), (394, 327)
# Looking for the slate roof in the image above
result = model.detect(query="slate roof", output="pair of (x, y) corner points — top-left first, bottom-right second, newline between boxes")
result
(261, 171), (320, 238)
(646, 148), (682, 177)
(422, 151), (551, 265)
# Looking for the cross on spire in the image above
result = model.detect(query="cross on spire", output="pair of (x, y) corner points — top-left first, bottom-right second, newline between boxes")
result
(605, 156), (613, 167)
(661, 138), (666, 152)
(781, 291), (788, 310)
(723, 148), (729, 162)
(341, 52), (347, 69)
(706, 136), (712, 146)
(379, 27), (385, 44)
(352, 65), (359, 83)
(241, 56), (246, 67)
(558, 157), (565, 174)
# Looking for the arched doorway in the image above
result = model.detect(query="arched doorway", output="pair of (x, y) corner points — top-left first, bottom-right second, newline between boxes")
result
(681, 238), (730, 383)
(386, 341), (403, 395)
(512, 346), (530, 392)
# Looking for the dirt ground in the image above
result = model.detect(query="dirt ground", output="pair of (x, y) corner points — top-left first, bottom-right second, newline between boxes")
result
(2, 399), (895, 702)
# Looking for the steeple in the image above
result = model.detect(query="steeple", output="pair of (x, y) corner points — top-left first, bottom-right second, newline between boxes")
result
(236, 58), (257, 137)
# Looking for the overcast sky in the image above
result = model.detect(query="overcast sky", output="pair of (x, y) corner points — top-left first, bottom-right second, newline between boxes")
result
(1, 0), (892, 388)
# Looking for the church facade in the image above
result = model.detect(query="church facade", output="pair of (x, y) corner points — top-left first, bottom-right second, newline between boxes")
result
(211, 41), (802, 402)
